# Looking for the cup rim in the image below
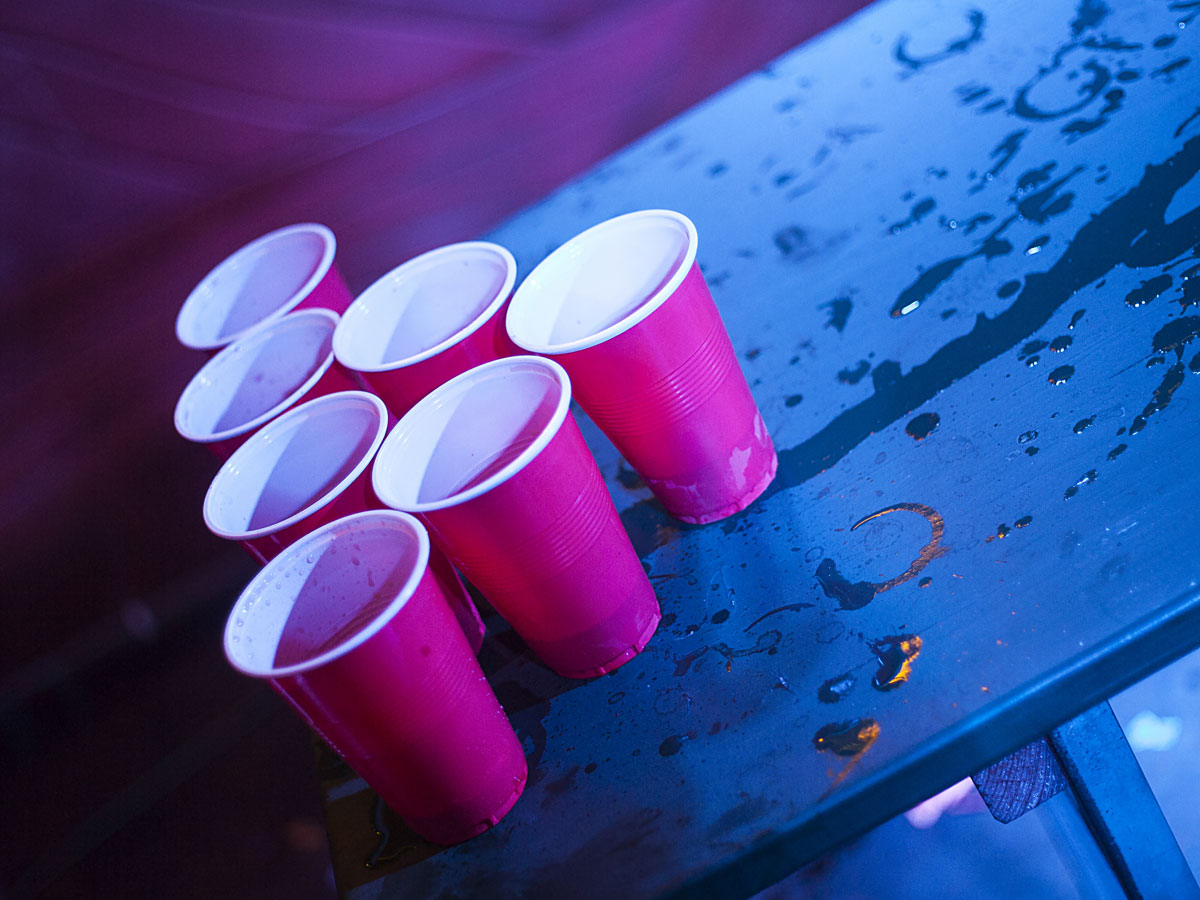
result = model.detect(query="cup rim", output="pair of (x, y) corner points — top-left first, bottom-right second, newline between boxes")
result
(333, 241), (517, 373)
(223, 509), (431, 678)
(505, 209), (698, 355)
(372, 355), (572, 514)
(174, 308), (341, 444)
(203, 390), (388, 540)
(175, 223), (337, 351)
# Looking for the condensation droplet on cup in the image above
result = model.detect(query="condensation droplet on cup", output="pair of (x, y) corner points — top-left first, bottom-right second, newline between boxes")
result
(236, 618), (244, 627)
(306, 554), (315, 564)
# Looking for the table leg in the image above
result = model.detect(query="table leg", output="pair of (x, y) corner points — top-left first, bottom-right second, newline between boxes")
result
(1047, 701), (1199, 900)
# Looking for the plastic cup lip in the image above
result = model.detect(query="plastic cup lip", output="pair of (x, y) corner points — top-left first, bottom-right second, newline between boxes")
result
(505, 209), (698, 356)
(175, 223), (337, 352)
(203, 390), (389, 541)
(223, 509), (432, 679)
(174, 308), (341, 444)
(332, 241), (517, 373)
(372, 355), (572, 514)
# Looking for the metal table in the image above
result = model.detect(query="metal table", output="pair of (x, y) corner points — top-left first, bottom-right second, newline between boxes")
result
(321, 0), (1200, 895)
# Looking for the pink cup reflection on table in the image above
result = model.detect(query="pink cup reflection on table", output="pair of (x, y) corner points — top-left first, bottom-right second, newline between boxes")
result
(223, 510), (527, 845)
(372, 356), (660, 679)
(176, 223), (353, 354)
(332, 241), (520, 417)
(506, 209), (777, 525)
(202, 390), (485, 652)
(174, 309), (360, 460)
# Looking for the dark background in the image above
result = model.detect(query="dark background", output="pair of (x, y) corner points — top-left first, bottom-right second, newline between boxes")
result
(0, 2), (869, 895)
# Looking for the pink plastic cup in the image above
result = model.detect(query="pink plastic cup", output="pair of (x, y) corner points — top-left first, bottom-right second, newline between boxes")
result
(202, 390), (485, 652)
(176, 223), (353, 353)
(223, 510), (527, 845)
(333, 242), (520, 416)
(506, 210), (777, 524)
(174, 309), (360, 460)
(372, 356), (660, 679)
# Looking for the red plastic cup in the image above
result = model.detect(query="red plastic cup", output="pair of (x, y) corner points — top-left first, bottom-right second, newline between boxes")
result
(174, 309), (360, 460)
(176, 223), (353, 353)
(332, 242), (520, 416)
(506, 210), (777, 524)
(223, 510), (527, 845)
(202, 390), (485, 652)
(372, 356), (660, 679)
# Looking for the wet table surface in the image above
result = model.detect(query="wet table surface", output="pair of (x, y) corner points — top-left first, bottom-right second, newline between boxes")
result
(322, 0), (1200, 896)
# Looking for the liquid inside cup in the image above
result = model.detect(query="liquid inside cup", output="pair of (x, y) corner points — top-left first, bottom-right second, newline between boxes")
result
(378, 360), (565, 508)
(336, 245), (511, 370)
(206, 395), (383, 535)
(225, 514), (424, 672)
(184, 227), (330, 346)
(507, 212), (691, 351)
(177, 311), (336, 440)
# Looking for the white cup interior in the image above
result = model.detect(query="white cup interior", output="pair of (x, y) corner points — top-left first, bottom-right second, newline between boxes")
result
(224, 511), (428, 676)
(175, 309), (338, 443)
(373, 357), (570, 512)
(177, 224), (334, 349)
(506, 210), (695, 354)
(334, 242), (515, 372)
(204, 391), (386, 538)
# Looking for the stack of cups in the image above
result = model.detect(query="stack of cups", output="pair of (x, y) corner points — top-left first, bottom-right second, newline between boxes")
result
(174, 209), (777, 846)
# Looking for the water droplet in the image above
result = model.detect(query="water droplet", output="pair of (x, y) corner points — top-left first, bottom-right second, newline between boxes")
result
(996, 524), (1011, 539)
(1048, 365), (1075, 385)
(1019, 340), (1047, 359)
(871, 635), (922, 691)
(1124, 274), (1172, 308)
(813, 719), (880, 756)
(906, 412), (940, 440)
(659, 735), (685, 756)
(1073, 415), (1095, 433)
(306, 554), (314, 564)
(1026, 235), (1050, 255)
(1108, 444), (1128, 460)
(818, 672), (857, 703)
(1049, 335), (1073, 352)
(1018, 430), (1039, 444)
(919, 576), (932, 588)
(1025, 446), (1040, 456)
(1068, 309), (1086, 329)
(1014, 515), (1032, 528)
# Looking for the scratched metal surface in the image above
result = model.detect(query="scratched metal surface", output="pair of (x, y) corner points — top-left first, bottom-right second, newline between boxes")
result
(329, 0), (1200, 896)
